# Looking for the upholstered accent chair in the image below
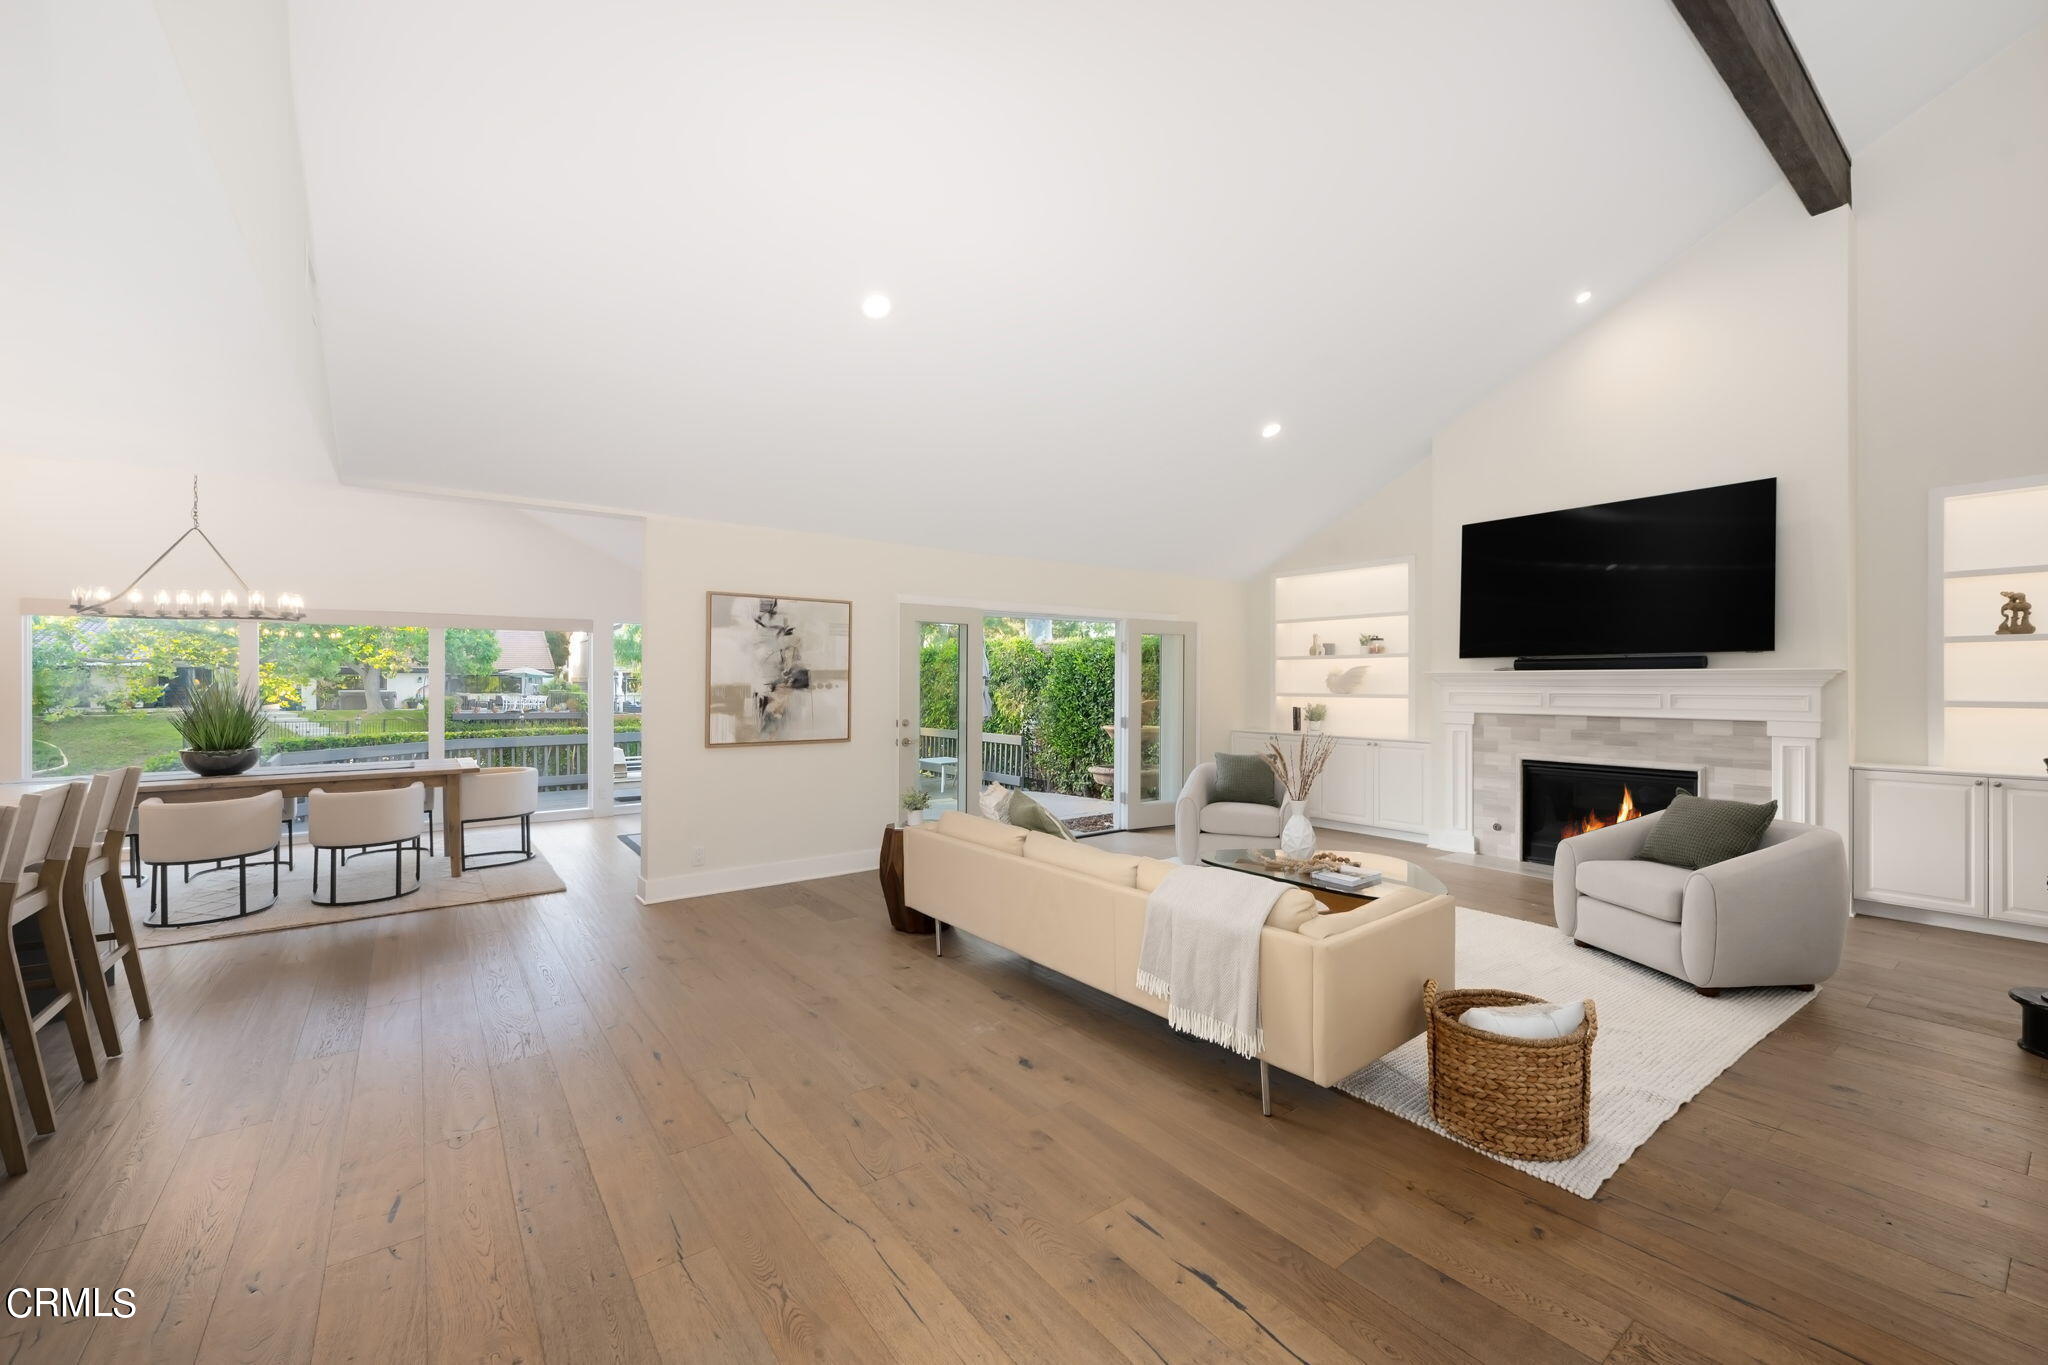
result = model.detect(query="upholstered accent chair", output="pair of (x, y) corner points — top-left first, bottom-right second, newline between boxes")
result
(1174, 761), (1284, 864)
(1553, 811), (1850, 995)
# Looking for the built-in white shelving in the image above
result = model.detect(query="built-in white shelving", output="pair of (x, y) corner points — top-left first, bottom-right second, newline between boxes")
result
(1935, 480), (2048, 771)
(1271, 560), (1412, 739)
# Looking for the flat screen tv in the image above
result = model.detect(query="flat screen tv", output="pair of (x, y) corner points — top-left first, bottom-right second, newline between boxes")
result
(1459, 478), (1776, 659)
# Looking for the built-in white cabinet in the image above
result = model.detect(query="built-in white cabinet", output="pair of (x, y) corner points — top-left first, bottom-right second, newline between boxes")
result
(1990, 777), (2048, 928)
(1852, 768), (1986, 916)
(1230, 730), (1429, 837)
(1853, 765), (2048, 934)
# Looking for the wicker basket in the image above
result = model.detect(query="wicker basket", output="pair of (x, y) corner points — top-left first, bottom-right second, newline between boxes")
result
(1424, 979), (1596, 1162)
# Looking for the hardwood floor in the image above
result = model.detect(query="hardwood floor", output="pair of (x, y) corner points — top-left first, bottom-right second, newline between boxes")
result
(5, 816), (2048, 1363)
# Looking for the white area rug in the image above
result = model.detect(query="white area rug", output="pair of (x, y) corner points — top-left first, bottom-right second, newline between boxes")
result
(1336, 906), (1816, 1198)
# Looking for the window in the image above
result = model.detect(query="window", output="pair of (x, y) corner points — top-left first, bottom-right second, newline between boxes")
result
(612, 623), (642, 806)
(29, 615), (241, 776)
(445, 627), (590, 811)
(257, 623), (430, 770)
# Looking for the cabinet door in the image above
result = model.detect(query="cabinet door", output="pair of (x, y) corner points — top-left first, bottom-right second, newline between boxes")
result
(1372, 742), (1429, 833)
(1991, 778), (2048, 928)
(1317, 741), (1373, 825)
(1853, 769), (1987, 916)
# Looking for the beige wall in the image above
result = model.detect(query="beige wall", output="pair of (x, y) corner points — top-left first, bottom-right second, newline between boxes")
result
(639, 516), (1245, 900)
(1, 453), (642, 778)
(1852, 26), (2048, 763)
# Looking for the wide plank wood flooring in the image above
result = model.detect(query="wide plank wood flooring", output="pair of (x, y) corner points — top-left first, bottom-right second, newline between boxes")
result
(4, 817), (2048, 1363)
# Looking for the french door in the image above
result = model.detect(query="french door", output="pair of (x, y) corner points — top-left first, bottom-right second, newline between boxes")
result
(1115, 619), (1196, 830)
(898, 607), (1193, 831)
(899, 606), (981, 816)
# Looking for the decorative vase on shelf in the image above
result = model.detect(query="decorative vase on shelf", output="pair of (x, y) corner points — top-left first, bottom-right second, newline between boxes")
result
(1279, 800), (1315, 860)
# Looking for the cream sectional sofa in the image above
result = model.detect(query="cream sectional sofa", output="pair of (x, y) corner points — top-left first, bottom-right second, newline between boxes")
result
(903, 812), (1456, 1105)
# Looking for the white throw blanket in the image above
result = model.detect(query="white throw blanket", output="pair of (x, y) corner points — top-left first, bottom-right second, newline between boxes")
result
(1136, 866), (1286, 1058)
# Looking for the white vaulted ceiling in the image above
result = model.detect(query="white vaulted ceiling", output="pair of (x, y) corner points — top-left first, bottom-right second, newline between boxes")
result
(9, 2), (2046, 576)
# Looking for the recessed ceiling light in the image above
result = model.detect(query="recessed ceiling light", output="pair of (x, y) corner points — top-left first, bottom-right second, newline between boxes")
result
(1573, 290), (1594, 305)
(861, 292), (892, 320)
(1260, 421), (1283, 440)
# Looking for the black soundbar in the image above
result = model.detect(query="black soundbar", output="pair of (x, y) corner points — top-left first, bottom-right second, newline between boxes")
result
(1511, 654), (1708, 671)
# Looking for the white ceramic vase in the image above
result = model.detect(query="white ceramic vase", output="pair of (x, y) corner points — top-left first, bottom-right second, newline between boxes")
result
(904, 809), (924, 827)
(1279, 800), (1315, 860)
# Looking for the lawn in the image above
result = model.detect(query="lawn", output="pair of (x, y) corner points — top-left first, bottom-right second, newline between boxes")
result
(32, 711), (184, 774)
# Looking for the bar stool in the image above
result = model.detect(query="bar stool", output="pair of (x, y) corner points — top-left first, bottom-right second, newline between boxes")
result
(137, 792), (285, 928)
(454, 767), (539, 868)
(0, 783), (103, 1138)
(59, 768), (153, 1057)
(308, 783), (426, 907)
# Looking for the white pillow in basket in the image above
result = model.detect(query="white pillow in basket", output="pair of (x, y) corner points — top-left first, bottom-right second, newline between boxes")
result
(979, 781), (1014, 822)
(1461, 1000), (1586, 1040)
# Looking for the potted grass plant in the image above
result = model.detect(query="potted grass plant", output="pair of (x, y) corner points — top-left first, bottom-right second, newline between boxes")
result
(901, 787), (932, 827)
(171, 677), (272, 776)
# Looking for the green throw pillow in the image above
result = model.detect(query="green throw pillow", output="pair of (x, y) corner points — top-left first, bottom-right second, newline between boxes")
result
(1007, 789), (1075, 841)
(1212, 752), (1278, 806)
(1637, 793), (1778, 870)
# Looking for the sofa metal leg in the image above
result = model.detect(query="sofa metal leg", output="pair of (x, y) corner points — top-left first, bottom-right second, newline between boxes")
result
(934, 920), (943, 958)
(1259, 1059), (1271, 1117)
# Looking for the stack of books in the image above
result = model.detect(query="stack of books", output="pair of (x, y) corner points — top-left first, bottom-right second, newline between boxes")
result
(1309, 866), (1382, 893)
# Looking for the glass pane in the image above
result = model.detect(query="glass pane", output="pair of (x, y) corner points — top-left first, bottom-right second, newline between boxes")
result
(29, 615), (241, 776)
(981, 616), (1115, 833)
(445, 628), (590, 811)
(612, 623), (642, 806)
(257, 623), (430, 771)
(914, 622), (964, 815)
(1140, 632), (1186, 804)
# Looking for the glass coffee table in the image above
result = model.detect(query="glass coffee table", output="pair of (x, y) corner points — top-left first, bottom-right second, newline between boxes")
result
(1200, 847), (1448, 914)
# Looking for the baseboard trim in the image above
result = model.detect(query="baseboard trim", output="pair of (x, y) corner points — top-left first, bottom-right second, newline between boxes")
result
(1428, 829), (1478, 854)
(1313, 819), (1430, 845)
(638, 848), (879, 904)
(1854, 899), (2048, 945)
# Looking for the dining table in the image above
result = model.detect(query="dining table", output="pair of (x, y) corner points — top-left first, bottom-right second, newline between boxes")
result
(2, 757), (484, 876)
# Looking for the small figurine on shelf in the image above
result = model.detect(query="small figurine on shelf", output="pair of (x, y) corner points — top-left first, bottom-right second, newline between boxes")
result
(1997, 591), (2036, 634)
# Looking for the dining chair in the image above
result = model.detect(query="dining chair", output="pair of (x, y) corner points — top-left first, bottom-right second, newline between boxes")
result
(0, 783), (103, 1136)
(0, 811), (28, 1176)
(454, 767), (539, 868)
(308, 783), (426, 906)
(137, 791), (285, 928)
(58, 767), (152, 1057)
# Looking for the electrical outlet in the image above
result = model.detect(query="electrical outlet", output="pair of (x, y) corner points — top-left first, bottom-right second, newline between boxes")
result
(689, 846), (705, 867)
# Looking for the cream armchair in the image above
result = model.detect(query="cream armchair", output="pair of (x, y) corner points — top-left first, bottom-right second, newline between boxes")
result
(1175, 762), (1284, 864)
(1553, 811), (1849, 995)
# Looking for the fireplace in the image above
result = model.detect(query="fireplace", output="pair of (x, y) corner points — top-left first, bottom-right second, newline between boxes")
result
(1520, 760), (1697, 866)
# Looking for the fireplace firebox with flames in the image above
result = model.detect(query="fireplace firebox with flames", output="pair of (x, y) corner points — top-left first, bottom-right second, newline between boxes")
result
(1520, 760), (1697, 866)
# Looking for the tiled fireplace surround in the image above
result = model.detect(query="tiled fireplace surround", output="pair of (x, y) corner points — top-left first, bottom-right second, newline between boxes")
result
(1469, 715), (1770, 861)
(1430, 669), (1840, 859)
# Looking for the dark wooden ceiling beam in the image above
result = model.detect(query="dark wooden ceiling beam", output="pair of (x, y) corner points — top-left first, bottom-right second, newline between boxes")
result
(1670, 0), (1850, 214)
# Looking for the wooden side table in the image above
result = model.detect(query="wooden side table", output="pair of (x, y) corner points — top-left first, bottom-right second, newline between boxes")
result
(878, 825), (934, 934)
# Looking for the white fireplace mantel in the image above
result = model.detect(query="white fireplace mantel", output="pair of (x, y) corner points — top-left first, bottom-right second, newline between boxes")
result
(1429, 667), (1844, 852)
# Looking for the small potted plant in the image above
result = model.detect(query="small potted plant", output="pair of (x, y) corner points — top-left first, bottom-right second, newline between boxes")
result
(1303, 702), (1328, 734)
(171, 677), (271, 776)
(901, 787), (932, 827)
(1359, 632), (1386, 655)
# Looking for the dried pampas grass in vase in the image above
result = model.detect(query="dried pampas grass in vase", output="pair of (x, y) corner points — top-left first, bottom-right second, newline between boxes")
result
(1264, 734), (1332, 859)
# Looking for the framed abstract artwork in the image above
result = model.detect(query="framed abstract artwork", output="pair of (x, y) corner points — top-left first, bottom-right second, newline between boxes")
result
(704, 592), (853, 746)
